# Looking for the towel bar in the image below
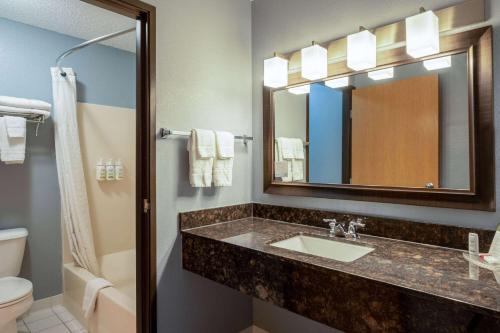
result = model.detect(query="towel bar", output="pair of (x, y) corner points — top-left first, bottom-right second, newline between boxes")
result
(159, 128), (253, 145)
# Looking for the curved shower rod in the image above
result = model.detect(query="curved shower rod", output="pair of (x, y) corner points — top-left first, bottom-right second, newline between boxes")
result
(55, 27), (136, 77)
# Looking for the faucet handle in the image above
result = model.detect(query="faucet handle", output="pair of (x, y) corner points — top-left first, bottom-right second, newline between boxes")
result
(323, 218), (337, 228)
(351, 217), (366, 228)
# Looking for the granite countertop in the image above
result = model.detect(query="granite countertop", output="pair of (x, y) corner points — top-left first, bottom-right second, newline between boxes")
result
(182, 217), (500, 316)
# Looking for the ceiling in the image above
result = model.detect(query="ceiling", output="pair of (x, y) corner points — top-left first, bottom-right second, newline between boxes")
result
(0, 0), (136, 52)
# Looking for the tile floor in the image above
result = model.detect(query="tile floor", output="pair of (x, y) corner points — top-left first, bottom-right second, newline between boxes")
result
(17, 305), (86, 333)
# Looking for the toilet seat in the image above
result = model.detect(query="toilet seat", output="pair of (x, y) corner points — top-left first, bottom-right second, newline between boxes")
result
(0, 277), (32, 308)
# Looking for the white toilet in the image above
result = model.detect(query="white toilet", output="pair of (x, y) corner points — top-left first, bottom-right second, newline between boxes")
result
(0, 228), (33, 333)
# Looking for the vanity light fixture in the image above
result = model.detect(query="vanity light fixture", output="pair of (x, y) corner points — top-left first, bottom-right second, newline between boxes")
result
(264, 53), (289, 88)
(288, 84), (310, 95)
(368, 67), (394, 80)
(423, 55), (451, 70)
(406, 8), (440, 58)
(301, 42), (328, 80)
(325, 76), (349, 89)
(347, 27), (377, 71)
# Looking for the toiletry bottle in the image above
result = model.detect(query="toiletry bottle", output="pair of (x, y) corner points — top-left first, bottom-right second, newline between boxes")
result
(106, 159), (115, 181)
(96, 158), (106, 181)
(469, 233), (479, 258)
(468, 232), (480, 280)
(115, 159), (124, 180)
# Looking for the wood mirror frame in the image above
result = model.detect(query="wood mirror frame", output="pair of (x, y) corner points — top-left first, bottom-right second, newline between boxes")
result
(263, 26), (494, 211)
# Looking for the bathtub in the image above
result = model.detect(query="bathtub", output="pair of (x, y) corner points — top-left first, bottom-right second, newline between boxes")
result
(63, 249), (136, 333)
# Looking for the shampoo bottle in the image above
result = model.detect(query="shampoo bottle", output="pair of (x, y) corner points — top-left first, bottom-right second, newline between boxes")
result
(106, 159), (115, 180)
(96, 158), (106, 181)
(115, 159), (124, 180)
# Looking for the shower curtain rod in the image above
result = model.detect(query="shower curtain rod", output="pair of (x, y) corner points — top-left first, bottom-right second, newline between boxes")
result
(55, 27), (136, 77)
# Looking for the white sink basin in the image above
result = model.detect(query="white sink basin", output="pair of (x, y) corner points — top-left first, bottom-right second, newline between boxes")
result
(270, 234), (374, 262)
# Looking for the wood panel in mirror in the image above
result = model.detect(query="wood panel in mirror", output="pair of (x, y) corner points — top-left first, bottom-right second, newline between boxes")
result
(263, 26), (494, 211)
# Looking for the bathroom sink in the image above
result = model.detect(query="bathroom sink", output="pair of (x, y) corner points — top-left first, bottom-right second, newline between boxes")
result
(270, 234), (374, 262)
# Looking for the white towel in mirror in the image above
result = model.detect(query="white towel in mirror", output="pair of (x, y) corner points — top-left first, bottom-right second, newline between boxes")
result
(275, 137), (304, 182)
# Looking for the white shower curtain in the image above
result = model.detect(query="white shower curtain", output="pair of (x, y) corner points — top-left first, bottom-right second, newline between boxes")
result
(51, 67), (100, 276)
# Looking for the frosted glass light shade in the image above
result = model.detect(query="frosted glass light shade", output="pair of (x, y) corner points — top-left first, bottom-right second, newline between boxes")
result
(325, 77), (349, 89)
(288, 85), (310, 95)
(406, 11), (439, 58)
(301, 44), (328, 80)
(347, 30), (377, 71)
(368, 67), (394, 80)
(264, 56), (288, 88)
(423, 56), (451, 70)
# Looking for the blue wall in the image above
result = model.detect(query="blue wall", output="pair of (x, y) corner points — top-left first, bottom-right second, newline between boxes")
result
(0, 18), (135, 299)
(309, 83), (344, 184)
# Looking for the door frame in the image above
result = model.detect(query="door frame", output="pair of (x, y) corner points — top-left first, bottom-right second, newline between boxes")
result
(82, 1), (156, 333)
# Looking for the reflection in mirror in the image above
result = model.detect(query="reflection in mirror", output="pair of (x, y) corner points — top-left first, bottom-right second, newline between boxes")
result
(273, 52), (470, 190)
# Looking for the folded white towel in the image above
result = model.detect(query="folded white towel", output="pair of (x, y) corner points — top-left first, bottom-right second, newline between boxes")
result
(82, 278), (113, 319)
(213, 159), (233, 187)
(275, 139), (292, 182)
(0, 105), (51, 120)
(4, 116), (26, 138)
(291, 138), (304, 160)
(0, 95), (51, 111)
(214, 131), (235, 187)
(215, 131), (234, 159)
(0, 118), (26, 164)
(194, 128), (216, 158)
(275, 137), (304, 182)
(189, 129), (214, 187)
(277, 137), (295, 160)
(290, 138), (304, 181)
(292, 159), (304, 181)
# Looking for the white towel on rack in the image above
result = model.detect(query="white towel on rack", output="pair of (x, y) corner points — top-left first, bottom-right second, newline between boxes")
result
(291, 138), (305, 160)
(213, 131), (234, 187)
(0, 105), (51, 119)
(0, 95), (51, 111)
(290, 138), (304, 181)
(275, 137), (304, 182)
(4, 116), (26, 138)
(275, 138), (293, 182)
(195, 128), (216, 158)
(278, 137), (295, 160)
(188, 129), (215, 187)
(0, 117), (25, 164)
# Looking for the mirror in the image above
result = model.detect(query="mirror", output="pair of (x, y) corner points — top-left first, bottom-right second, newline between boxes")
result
(273, 52), (470, 190)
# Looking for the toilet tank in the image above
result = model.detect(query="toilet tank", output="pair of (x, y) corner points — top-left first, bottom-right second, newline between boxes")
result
(0, 228), (28, 277)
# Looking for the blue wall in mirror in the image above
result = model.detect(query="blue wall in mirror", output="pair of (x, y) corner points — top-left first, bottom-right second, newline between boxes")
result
(308, 83), (344, 184)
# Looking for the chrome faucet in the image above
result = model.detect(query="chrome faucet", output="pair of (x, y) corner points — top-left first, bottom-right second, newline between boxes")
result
(323, 218), (366, 239)
(347, 218), (366, 239)
(323, 218), (345, 237)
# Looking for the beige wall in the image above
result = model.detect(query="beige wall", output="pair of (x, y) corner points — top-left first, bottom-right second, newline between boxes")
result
(63, 102), (135, 263)
(274, 90), (307, 140)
